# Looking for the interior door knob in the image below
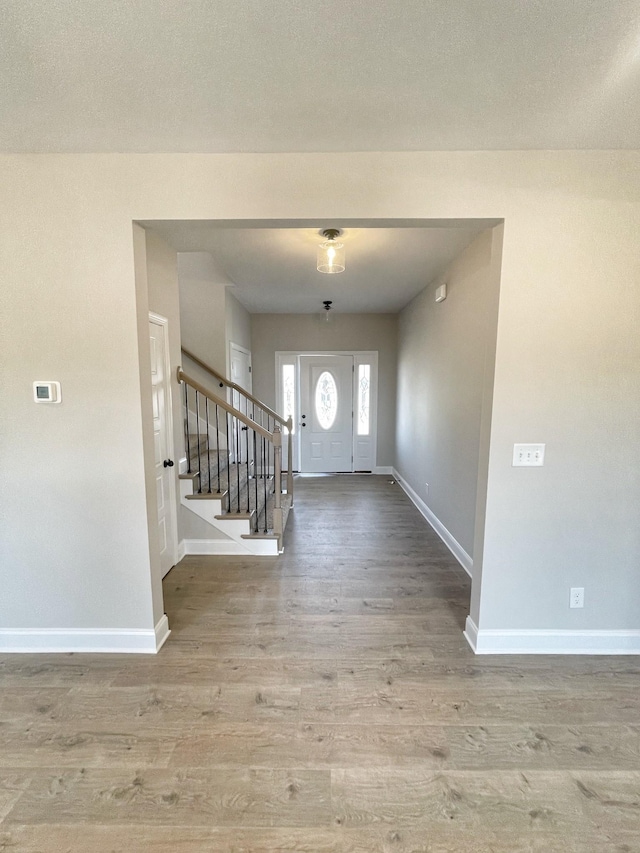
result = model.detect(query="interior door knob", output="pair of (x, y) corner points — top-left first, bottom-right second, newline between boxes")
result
(163, 459), (174, 468)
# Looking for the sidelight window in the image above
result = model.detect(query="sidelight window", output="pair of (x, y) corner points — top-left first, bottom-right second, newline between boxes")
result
(282, 363), (296, 433)
(357, 364), (370, 435)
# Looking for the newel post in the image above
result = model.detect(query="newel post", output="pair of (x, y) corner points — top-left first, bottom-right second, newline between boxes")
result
(272, 426), (283, 543)
(286, 416), (294, 501)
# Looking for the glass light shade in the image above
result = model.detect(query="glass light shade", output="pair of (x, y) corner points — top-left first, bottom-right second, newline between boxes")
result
(317, 238), (345, 274)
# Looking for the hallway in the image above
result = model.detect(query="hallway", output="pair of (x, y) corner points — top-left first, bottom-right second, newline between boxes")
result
(0, 476), (638, 851)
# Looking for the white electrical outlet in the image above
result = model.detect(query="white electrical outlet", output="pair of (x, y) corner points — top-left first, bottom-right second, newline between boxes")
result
(570, 587), (584, 608)
(513, 443), (545, 466)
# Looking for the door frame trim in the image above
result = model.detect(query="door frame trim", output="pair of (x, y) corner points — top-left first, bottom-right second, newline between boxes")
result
(149, 312), (179, 575)
(276, 350), (379, 473)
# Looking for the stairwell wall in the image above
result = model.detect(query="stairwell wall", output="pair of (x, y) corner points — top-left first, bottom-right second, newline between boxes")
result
(178, 252), (229, 384)
(225, 290), (252, 375)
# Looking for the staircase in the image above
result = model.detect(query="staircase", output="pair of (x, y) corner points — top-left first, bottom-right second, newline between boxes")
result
(178, 349), (294, 556)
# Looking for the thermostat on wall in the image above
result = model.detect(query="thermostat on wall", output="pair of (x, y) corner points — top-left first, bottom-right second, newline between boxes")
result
(435, 283), (447, 302)
(33, 381), (61, 403)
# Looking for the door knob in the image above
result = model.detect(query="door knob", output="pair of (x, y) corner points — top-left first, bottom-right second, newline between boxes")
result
(163, 459), (174, 468)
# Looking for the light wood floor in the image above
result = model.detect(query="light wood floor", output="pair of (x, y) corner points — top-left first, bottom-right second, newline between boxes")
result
(1, 476), (638, 852)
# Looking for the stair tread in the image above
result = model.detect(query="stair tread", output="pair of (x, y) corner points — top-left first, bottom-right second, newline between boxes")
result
(241, 532), (279, 540)
(215, 511), (254, 521)
(185, 491), (227, 500)
(183, 436), (294, 544)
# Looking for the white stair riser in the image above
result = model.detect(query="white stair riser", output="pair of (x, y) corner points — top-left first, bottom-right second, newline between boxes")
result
(179, 476), (278, 556)
(243, 539), (281, 556)
(184, 499), (225, 523)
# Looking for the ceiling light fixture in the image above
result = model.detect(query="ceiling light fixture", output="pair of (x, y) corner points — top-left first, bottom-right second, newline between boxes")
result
(317, 229), (345, 274)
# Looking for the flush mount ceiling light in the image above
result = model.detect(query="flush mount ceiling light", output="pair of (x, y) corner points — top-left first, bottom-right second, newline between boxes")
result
(317, 228), (345, 274)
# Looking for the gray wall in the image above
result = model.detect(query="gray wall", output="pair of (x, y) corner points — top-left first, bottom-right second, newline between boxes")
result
(225, 290), (252, 367)
(1, 152), (638, 651)
(178, 252), (228, 384)
(178, 256), (252, 390)
(251, 313), (398, 467)
(477, 198), (640, 632)
(396, 228), (500, 559)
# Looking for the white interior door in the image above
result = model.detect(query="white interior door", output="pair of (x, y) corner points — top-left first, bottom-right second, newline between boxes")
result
(149, 315), (178, 578)
(229, 342), (252, 463)
(299, 355), (353, 472)
(230, 343), (252, 397)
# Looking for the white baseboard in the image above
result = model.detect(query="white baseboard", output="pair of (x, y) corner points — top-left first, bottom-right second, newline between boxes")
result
(393, 469), (473, 577)
(374, 466), (394, 475)
(154, 615), (171, 652)
(0, 614), (171, 655)
(463, 615), (479, 652)
(177, 539), (187, 562)
(181, 538), (250, 556)
(465, 616), (640, 655)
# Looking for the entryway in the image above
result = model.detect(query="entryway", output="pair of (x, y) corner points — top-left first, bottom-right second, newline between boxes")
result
(299, 354), (353, 472)
(276, 350), (378, 473)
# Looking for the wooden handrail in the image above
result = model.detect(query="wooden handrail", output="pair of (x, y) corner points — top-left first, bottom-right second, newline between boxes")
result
(177, 368), (273, 442)
(181, 346), (287, 428)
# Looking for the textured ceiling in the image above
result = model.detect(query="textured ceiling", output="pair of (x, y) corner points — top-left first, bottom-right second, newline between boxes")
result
(144, 221), (493, 313)
(2, 1), (640, 152)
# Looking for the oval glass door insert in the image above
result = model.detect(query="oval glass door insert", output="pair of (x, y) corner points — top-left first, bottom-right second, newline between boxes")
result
(315, 371), (338, 430)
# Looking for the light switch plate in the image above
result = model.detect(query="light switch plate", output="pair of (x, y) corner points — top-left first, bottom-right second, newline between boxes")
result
(513, 443), (545, 466)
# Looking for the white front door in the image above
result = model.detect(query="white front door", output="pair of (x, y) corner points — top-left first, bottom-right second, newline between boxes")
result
(149, 315), (178, 578)
(299, 355), (353, 473)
